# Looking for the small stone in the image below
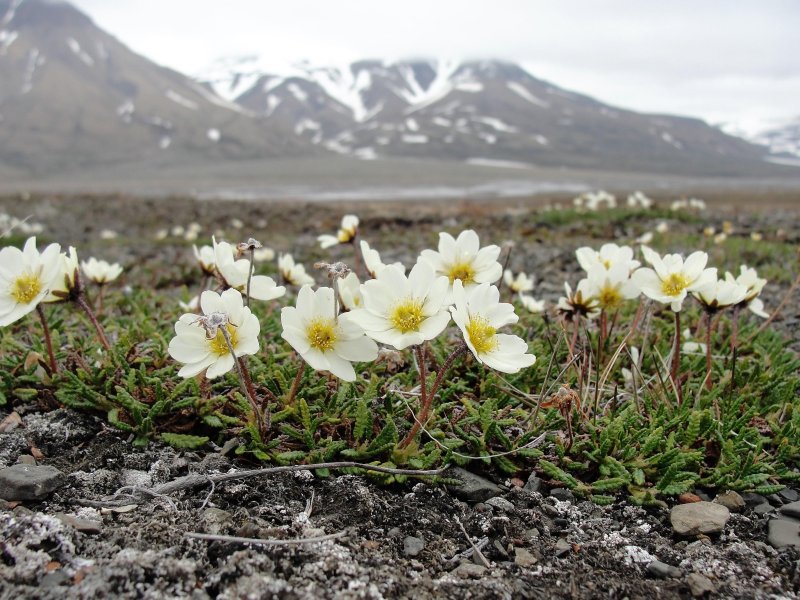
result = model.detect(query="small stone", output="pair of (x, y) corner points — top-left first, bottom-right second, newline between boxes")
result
(16, 454), (36, 465)
(714, 491), (745, 512)
(647, 560), (683, 579)
(444, 467), (501, 502)
(741, 492), (768, 507)
(670, 502), (730, 536)
(768, 518), (800, 549)
(754, 503), (775, 516)
(55, 513), (102, 534)
(767, 494), (785, 506)
(779, 488), (799, 502)
(550, 488), (574, 502)
(694, 490), (711, 502)
(779, 500), (800, 519)
(485, 496), (515, 512)
(387, 527), (402, 538)
(687, 573), (716, 597)
(202, 508), (233, 535)
(524, 473), (543, 493)
(514, 547), (537, 567)
(510, 477), (524, 488)
(678, 492), (701, 504)
(0, 464), (66, 500)
(453, 562), (487, 579)
(403, 536), (425, 557)
(554, 538), (571, 557)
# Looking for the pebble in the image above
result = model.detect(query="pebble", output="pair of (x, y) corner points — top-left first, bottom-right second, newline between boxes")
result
(554, 538), (572, 557)
(453, 562), (487, 579)
(779, 500), (800, 519)
(55, 512), (102, 534)
(514, 547), (537, 567)
(754, 502), (775, 516)
(524, 473), (542, 493)
(646, 560), (683, 579)
(678, 492), (701, 504)
(670, 502), (730, 535)
(767, 518), (800, 549)
(779, 488), (799, 503)
(550, 488), (575, 502)
(741, 492), (768, 507)
(687, 573), (717, 597)
(486, 496), (515, 512)
(0, 464), (66, 500)
(403, 536), (425, 557)
(202, 508), (233, 535)
(714, 491), (745, 512)
(767, 494), (785, 506)
(16, 454), (36, 465)
(445, 467), (501, 502)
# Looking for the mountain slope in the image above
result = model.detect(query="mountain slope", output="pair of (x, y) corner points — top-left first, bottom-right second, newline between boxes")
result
(0, 0), (316, 175)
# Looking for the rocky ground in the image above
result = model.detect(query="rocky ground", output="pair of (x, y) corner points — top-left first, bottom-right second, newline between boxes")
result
(1, 192), (799, 598)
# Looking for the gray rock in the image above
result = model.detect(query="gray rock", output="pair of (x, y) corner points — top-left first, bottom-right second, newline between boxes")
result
(16, 454), (36, 465)
(550, 488), (575, 502)
(767, 517), (800, 549)
(554, 538), (572, 557)
(444, 467), (501, 502)
(0, 464), (66, 500)
(524, 472), (542, 493)
(403, 536), (425, 557)
(714, 491), (745, 512)
(647, 560), (683, 579)
(453, 562), (487, 579)
(670, 502), (730, 535)
(55, 512), (102, 534)
(779, 500), (800, 519)
(767, 494), (785, 506)
(485, 496), (515, 512)
(741, 492), (768, 507)
(514, 547), (537, 568)
(779, 488), (799, 502)
(687, 572), (716, 597)
(202, 508), (233, 535)
(754, 502), (775, 516)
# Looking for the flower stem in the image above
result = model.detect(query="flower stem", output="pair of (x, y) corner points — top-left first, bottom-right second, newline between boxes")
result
(730, 304), (741, 399)
(671, 309), (682, 404)
(704, 310), (713, 390)
(245, 248), (255, 308)
(76, 294), (111, 351)
(96, 285), (106, 315)
(218, 326), (265, 436)
(286, 361), (306, 406)
(352, 234), (363, 279)
(35, 304), (58, 374)
(399, 343), (467, 449)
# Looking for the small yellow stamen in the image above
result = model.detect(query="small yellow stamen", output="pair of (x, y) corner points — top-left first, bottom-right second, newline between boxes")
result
(390, 298), (425, 333)
(602, 259), (611, 269)
(447, 261), (476, 284)
(598, 285), (623, 309)
(307, 318), (337, 352)
(11, 273), (42, 304)
(208, 324), (239, 356)
(466, 316), (498, 354)
(661, 273), (690, 297)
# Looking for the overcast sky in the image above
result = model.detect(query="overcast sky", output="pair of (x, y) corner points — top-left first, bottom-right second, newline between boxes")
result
(70, 0), (800, 134)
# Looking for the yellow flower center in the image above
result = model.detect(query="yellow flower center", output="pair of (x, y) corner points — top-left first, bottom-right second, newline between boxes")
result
(598, 285), (623, 310)
(11, 273), (43, 304)
(338, 229), (355, 243)
(306, 318), (337, 352)
(390, 298), (425, 333)
(661, 273), (690, 297)
(447, 261), (476, 284)
(208, 324), (239, 356)
(466, 316), (498, 354)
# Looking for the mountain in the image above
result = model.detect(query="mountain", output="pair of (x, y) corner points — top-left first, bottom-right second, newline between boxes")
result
(751, 117), (800, 159)
(0, 0), (316, 175)
(0, 0), (790, 183)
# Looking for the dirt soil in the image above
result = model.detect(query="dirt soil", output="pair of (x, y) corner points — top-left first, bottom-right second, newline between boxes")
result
(1, 192), (799, 599)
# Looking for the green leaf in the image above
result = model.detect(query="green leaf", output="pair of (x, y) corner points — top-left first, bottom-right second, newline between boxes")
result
(159, 433), (209, 449)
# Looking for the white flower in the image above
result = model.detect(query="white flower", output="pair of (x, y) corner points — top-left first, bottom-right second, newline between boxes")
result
(636, 231), (654, 245)
(557, 280), (600, 321)
(575, 243), (640, 274)
(692, 278), (748, 312)
(631, 247), (716, 312)
(682, 328), (707, 354)
(193, 244), (216, 275)
(213, 237), (285, 301)
(281, 286), (378, 381)
(0, 237), (61, 326)
(360, 240), (404, 278)
(45, 246), (80, 303)
(583, 264), (640, 311)
(655, 221), (670, 234)
(318, 214), (359, 249)
(179, 295), (200, 312)
(81, 257), (123, 284)
(253, 247), (276, 262)
(338, 272), (363, 311)
(519, 294), (546, 314)
(278, 253), (315, 287)
(503, 269), (534, 294)
(348, 262), (450, 350)
(419, 230), (502, 298)
(168, 288), (260, 379)
(725, 265), (768, 318)
(450, 281), (535, 374)
(99, 229), (118, 240)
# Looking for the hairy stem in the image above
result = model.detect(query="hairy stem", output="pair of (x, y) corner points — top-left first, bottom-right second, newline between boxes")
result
(76, 293), (111, 350)
(35, 304), (58, 373)
(730, 304), (740, 400)
(704, 310), (713, 390)
(219, 326), (264, 436)
(245, 248), (255, 308)
(286, 361), (306, 406)
(671, 309), (682, 404)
